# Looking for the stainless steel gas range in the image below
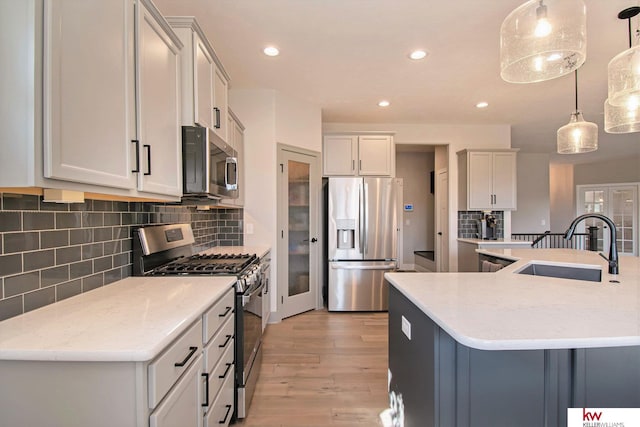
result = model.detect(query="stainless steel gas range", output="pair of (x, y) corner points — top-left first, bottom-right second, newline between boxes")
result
(132, 223), (266, 420)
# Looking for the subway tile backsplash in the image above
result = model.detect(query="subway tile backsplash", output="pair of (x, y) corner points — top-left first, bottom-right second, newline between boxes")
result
(457, 211), (504, 239)
(0, 193), (243, 321)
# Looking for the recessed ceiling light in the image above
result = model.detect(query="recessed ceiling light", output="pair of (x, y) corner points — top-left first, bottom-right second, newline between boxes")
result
(378, 100), (390, 107)
(263, 46), (279, 57)
(409, 50), (428, 60)
(476, 102), (489, 109)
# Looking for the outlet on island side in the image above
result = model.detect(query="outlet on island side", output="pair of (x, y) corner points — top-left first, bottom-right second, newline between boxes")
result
(402, 315), (411, 340)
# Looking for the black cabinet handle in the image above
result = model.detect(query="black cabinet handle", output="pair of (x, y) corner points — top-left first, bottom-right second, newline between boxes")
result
(218, 334), (233, 349)
(174, 346), (198, 367)
(219, 404), (232, 424)
(214, 107), (221, 129)
(131, 140), (140, 173)
(218, 362), (233, 379)
(201, 372), (209, 407)
(218, 306), (232, 318)
(144, 144), (151, 176)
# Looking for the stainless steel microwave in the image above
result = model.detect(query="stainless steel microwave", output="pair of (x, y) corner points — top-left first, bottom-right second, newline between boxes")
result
(182, 126), (238, 200)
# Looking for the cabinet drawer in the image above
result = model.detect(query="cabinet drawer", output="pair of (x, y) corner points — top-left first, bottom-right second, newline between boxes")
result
(148, 318), (203, 408)
(204, 314), (234, 373)
(203, 287), (235, 344)
(150, 354), (202, 427)
(204, 369), (235, 427)
(204, 341), (234, 408)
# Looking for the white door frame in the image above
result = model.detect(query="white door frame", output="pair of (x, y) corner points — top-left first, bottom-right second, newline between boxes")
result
(276, 144), (322, 321)
(436, 168), (449, 272)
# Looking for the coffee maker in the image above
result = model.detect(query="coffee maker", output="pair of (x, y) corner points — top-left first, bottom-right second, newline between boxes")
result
(478, 212), (497, 240)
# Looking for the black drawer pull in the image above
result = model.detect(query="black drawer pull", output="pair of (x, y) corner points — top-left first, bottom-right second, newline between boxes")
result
(218, 362), (233, 379)
(218, 306), (232, 318)
(218, 334), (233, 349)
(219, 404), (232, 424)
(174, 346), (198, 367)
(201, 372), (210, 407)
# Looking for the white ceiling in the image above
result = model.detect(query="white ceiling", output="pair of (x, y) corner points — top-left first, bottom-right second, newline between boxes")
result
(153, 0), (640, 164)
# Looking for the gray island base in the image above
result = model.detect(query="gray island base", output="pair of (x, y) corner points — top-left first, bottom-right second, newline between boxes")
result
(388, 286), (640, 427)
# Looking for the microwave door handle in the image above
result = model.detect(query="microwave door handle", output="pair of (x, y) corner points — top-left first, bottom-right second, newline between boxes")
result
(225, 157), (238, 190)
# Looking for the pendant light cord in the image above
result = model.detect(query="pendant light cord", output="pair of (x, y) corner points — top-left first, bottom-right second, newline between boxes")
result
(574, 70), (579, 112)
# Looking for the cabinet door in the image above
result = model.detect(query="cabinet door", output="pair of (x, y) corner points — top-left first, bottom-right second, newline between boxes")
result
(43, 0), (137, 190)
(234, 122), (245, 206)
(149, 354), (202, 427)
(323, 135), (357, 176)
(212, 67), (228, 142)
(136, 2), (182, 197)
(467, 152), (493, 209)
(358, 135), (393, 176)
(194, 34), (214, 129)
(491, 152), (517, 209)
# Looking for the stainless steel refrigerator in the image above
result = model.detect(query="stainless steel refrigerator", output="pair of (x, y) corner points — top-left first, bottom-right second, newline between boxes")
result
(327, 177), (398, 311)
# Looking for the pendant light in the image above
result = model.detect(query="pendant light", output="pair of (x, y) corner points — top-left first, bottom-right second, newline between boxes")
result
(500, 0), (587, 84)
(607, 7), (640, 108)
(557, 69), (598, 154)
(604, 6), (640, 133)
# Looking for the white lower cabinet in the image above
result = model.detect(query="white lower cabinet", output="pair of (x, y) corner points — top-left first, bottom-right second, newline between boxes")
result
(0, 287), (235, 427)
(150, 354), (203, 427)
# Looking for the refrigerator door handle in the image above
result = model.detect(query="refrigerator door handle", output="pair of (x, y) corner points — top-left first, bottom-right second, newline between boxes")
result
(363, 182), (369, 256)
(330, 263), (396, 271)
(358, 181), (365, 254)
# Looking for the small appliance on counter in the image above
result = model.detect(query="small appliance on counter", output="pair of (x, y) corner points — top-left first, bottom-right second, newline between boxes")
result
(478, 213), (497, 240)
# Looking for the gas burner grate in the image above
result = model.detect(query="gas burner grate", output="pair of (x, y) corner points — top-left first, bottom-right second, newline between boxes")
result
(149, 253), (258, 275)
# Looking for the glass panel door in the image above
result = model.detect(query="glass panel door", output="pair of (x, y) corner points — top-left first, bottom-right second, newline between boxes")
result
(288, 160), (310, 297)
(581, 189), (606, 251)
(611, 187), (637, 255)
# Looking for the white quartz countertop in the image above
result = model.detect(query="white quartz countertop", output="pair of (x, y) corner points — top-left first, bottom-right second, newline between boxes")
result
(385, 248), (640, 351)
(0, 276), (235, 362)
(457, 238), (532, 246)
(201, 245), (271, 258)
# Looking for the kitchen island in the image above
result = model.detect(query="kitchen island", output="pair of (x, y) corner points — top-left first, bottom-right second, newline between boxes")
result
(385, 249), (640, 427)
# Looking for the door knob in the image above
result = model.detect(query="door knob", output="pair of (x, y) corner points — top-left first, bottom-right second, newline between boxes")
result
(311, 238), (318, 243)
(437, 232), (443, 236)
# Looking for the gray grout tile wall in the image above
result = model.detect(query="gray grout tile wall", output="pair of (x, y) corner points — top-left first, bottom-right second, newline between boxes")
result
(0, 193), (243, 321)
(457, 211), (505, 239)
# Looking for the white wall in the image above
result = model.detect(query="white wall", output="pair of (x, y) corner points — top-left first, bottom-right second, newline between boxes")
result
(574, 155), (640, 185)
(230, 89), (321, 319)
(323, 122), (511, 271)
(550, 163), (575, 232)
(396, 151), (434, 265)
(512, 154), (550, 234)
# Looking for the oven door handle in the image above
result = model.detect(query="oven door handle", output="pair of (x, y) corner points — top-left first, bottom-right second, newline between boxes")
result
(242, 281), (265, 306)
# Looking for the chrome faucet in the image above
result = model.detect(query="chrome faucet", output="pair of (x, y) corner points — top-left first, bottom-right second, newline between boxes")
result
(564, 213), (618, 275)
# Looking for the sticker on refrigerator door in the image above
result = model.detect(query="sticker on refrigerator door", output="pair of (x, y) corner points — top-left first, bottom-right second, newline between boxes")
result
(403, 204), (413, 212)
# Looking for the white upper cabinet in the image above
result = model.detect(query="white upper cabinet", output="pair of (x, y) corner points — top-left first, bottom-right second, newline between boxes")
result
(323, 134), (394, 176)
(458, 149), (518, 211)
(136, 1), (182, 197)
(167, 17), (230, 143)
(43, 0), (137, 190)
(1, 0), (183, 200)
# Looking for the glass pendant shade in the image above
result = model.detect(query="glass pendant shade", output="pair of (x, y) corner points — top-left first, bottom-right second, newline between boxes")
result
(607, 45), (640, 108)
(604, 98), (640, 133)
(557, 112), (598, 154)
(500, 0), (587, 84)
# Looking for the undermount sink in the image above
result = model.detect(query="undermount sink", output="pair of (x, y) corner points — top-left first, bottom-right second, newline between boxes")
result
(516, 262), (602, 282)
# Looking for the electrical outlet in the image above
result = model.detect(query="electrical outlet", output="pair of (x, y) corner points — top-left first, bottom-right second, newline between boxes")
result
(246, 223), (254, 234)
(401, 315), (411, 340)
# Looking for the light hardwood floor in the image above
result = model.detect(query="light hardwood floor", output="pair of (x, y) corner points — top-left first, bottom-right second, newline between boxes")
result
(236, 309), (389, 426)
